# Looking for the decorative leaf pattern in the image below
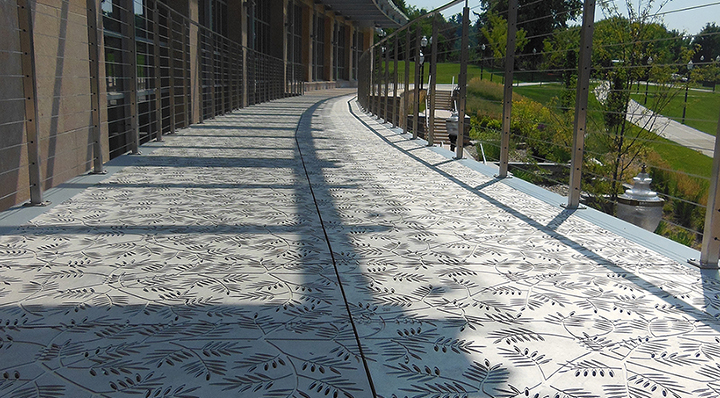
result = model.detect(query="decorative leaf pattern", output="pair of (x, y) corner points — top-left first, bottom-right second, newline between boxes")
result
(0, 91), (718, 397)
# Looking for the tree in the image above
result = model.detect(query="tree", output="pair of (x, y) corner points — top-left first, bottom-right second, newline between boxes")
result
(479, 0), (582, 58)
(583, 0), (695, 208)
(480, 12), (529, 66)
(541, 26), (580, 110)
(692, 23), (720, 64)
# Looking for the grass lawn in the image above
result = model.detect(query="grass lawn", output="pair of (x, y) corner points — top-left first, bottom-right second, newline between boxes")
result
(390, 61), (501, 84)
(646, 136), (713, 179)
(485, 79), (714, 179)
(629, 85), (720, 136)
(390, 61), (559, 86)
(514, 83), (566, 106)
(388, 61), (715, 178)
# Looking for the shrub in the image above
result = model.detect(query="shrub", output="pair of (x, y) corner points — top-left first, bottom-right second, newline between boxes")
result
(511, 98), (573, 163)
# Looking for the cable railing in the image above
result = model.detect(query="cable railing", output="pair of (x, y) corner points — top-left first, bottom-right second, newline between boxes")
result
(1, 0), (306, 212)
(358, 0), (720, 268)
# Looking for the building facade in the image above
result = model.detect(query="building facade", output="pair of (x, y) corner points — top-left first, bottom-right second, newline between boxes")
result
(0, 0), (407, 211)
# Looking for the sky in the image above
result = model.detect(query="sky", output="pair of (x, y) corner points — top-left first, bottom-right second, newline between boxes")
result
(406, 0), (719, 35)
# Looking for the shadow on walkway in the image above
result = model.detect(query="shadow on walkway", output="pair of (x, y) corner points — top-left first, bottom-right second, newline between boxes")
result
(0, 90), (719, 397)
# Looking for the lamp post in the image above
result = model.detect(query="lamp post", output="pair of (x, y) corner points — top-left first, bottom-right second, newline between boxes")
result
(715, 55), (720, 91)
(481, 43), (486, 80)
(416, 35), (428, 136)
(644, 56), (652, 105)
(419, 35), (428, 90)
(682, 60), (693, 124)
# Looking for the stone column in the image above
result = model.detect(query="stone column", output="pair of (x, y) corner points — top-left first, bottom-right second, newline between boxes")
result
(301, 4), (312, 82)
(324, 13), (333, 81)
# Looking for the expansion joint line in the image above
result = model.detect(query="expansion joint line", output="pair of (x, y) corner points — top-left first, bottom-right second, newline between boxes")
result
(293, 99), (378, 398)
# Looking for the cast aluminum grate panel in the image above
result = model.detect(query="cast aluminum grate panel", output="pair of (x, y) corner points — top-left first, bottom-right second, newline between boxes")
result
(0, 90), (719, 398)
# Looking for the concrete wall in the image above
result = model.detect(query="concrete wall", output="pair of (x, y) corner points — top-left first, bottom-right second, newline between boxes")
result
(0, 0), (102, 210)
(0, 0), (30, 210)
(33, 0), (95, 190)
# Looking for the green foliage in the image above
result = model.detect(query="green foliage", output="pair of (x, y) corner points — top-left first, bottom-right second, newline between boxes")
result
(467, 77), (504, 102)
(466, 77), (505, 119)
(471, 119), (502, 161)
(630, 85), (720, 137)
(480, 12), (529, 63)
(541, 26), (580, 72)
(466, 79), (572, 165)
(511, 98), (573, 163)
(645, 137), (713, 179)
(603, 67), (630, 130)
(649, 164), (708, 247)
(655, 222), (698, 247)
(513, 84), (565, 105)
(692, 23), (720, 65)
(479, 0), (582, 58)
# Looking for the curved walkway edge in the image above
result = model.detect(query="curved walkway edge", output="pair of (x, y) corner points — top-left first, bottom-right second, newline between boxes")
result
(0, 90), (719, 398)
(627, 99), (717, 157)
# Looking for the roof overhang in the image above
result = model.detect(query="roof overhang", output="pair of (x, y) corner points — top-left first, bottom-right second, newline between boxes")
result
(319, 0), (408, 28)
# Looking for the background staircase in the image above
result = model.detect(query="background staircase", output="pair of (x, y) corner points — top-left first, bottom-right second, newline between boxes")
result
(426, 90), (454, 145)
(434, 90), (453, 111)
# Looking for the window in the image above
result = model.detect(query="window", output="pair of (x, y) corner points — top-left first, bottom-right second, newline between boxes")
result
(336, 24), (346, 80)
(314, 14), (325, 80)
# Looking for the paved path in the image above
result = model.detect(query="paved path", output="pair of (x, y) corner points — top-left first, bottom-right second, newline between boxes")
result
(593, 80), (717, 158)
(1, 90), (720, 397)
(627, 99), (716, 157)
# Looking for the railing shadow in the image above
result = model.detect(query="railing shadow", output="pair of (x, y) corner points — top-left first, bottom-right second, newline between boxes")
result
(2, 91), (720, 397)
(0, 93), (384, 397)
(346, 96), (720, 397)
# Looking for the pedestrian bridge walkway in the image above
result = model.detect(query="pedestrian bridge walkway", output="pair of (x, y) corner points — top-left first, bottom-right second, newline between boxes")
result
(2, 89), (720, 397)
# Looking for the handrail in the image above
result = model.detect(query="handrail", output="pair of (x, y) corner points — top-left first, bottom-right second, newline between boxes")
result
(369, 0), (467, 50)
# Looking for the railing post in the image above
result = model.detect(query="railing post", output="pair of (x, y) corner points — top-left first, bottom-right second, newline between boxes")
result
(496, 0), (517, 172)
(86, 0), (106, 173)
(360, 52), (366, 108)
(393, 35), (399, 127)
(168, 12), (178, 134)
(17, 0), (47, 205)
(231, 43), (237, 108)
(123, 0), (140, 154)
(369, 47), (376, 114)
(428, 14), (438, 146)
(698, 109), (720, 269)
(384, 40), (390, 123)
(220, 36), (226, 113)
(455, 2), (470, 158)
(169, 13), (177, 133)
(241, 42), (248, 107)
(265, 55), (270, 102)
(153, 4), (163, 141)
(210, 32), (216, 117)
(413, 23), (421, 140)
(375, 47), (381, 116)
(403, 27), (410, 134)
(198, 28), (205, 122)
(182, 18), (190, 126)
(567, 0), (596, 208)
